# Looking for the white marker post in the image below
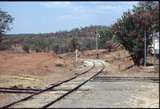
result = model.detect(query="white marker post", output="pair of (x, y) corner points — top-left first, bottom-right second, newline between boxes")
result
(75, 49), (78, 63)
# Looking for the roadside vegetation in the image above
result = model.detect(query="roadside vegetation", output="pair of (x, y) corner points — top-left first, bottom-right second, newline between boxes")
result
(1, 25), (108, 53)
(112, 1), (159, 66)
(0, 1), (159, 67)
(0, 8), (14, 49)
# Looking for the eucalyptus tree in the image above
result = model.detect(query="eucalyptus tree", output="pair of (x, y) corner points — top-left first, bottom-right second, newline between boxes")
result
(112, 1), (159, 66)
(0, 9), (14, 43)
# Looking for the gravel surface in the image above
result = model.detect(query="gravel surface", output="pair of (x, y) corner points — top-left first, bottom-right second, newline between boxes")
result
(0, 93), (30, 107)
(50, 79), (159, 108)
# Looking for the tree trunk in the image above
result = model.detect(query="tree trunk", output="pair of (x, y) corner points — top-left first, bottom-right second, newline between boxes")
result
(131, 51), (144, 66)
(0, 33), (2, 44)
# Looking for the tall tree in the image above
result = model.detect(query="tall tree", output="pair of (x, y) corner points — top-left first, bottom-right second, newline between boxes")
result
(0, 9), (14, 43)
(112, 1), (159, 66)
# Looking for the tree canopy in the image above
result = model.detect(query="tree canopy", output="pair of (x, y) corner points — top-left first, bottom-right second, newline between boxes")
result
(0, 9), (14, 43)
(111, 1), (159, 66)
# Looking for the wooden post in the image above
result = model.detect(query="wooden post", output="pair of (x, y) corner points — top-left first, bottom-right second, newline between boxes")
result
(118, 52), (121, 71)
(96, 32), (100, 58)
(144, 30), (147, 66)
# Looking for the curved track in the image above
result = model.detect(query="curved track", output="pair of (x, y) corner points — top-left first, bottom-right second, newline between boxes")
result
(1, 60), (105, 108)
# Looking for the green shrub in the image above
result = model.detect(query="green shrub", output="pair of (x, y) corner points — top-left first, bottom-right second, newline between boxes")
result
(23, 45), (30, 53)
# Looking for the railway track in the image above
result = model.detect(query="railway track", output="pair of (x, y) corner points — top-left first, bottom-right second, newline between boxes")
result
(0, 86), (90, 94)
(0, 87), (40, 94)
(91, 76), (159, 82)
(1, 60), (105, 108)
(0, 76), (158, 94)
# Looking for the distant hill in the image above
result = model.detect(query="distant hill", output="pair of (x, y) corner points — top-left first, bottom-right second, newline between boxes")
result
(1, 25), (108, 53)
(5, 25), (107, 38)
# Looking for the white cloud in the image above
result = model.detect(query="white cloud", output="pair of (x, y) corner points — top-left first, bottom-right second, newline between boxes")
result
(40, 2), (72, 8)
(41, 2), (138, 21)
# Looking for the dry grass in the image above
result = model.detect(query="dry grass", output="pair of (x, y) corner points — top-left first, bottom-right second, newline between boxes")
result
(80, 49), (159, 77)
(0, 50), (76, 88)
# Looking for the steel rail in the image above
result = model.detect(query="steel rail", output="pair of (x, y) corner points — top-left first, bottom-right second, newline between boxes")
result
(0, 89), (37, 94)
(42, 61), (105, 108)
(0, 87), (90, 94)
(2, 62), (95, 108)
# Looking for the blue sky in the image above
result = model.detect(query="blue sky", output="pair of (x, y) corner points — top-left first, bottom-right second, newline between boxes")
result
(0, 1), (138, 34)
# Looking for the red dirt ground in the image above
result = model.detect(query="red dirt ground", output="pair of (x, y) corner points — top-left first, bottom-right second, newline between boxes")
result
(0, 50), (76, 88)
(0, 49), (158, 89)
